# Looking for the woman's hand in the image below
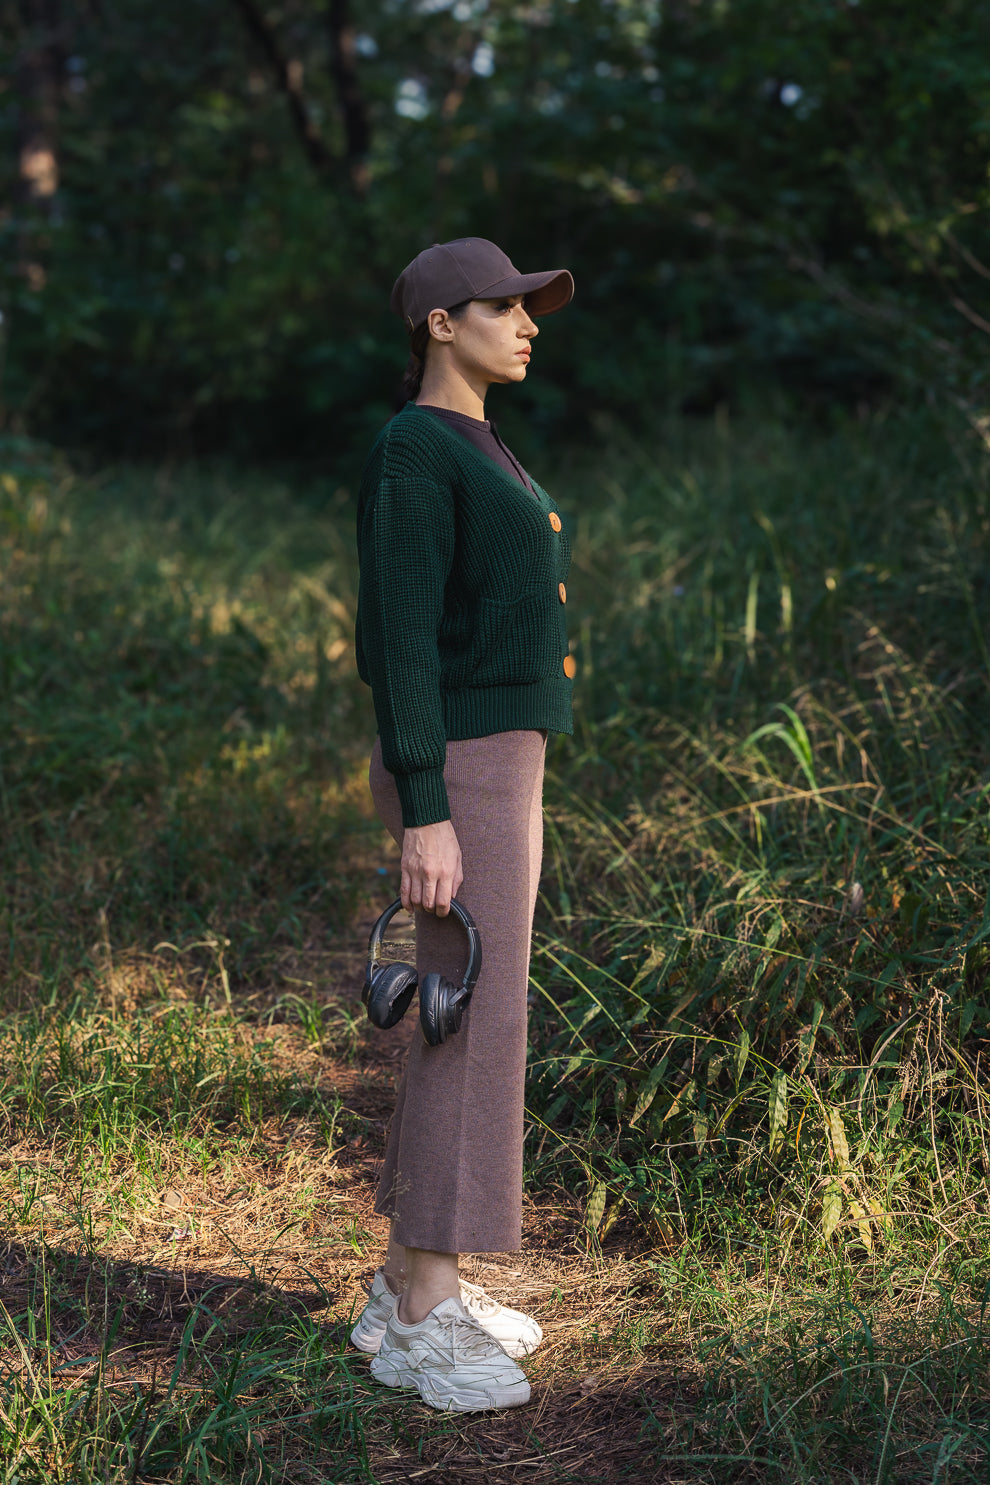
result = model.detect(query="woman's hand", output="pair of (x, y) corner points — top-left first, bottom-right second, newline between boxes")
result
(400, 821), (464, 916)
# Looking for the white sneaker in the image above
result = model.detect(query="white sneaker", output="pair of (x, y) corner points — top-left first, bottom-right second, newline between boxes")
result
(350, 1269), (543, 1359)
(458, 1279), (543, 1357)
(350, 1269), (401, 1354)
(369, 1296), (531, 1412)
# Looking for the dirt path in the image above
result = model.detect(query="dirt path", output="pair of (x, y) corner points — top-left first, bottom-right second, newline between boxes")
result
(0, 916), (690, 1484)
(317, 916), (691, 1484)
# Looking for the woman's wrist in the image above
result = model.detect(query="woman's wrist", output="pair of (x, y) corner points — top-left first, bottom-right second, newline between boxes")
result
(396, 767), (452, 832)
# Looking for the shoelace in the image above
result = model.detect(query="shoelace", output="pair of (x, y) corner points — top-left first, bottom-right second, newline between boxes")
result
(434, 1310), (503, 1363)
(459, 1280), (500, 1319)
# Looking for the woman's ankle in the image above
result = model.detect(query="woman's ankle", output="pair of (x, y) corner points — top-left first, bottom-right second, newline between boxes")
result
(380, 1264), (404, 1297)
(395, 1247), (460, 1324)
(396, 1280), (460, 1326)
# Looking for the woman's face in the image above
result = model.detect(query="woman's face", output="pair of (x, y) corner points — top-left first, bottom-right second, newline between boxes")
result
(433, 295), (539, 389)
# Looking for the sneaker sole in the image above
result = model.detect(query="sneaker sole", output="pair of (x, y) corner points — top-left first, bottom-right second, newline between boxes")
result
(369, 1354), (531, 1412)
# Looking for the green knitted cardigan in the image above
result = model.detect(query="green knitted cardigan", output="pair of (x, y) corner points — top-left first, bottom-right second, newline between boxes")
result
(355, 402), (573, 828)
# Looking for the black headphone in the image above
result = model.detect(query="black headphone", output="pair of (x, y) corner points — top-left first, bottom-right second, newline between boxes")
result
(362, 897), (483, 1046)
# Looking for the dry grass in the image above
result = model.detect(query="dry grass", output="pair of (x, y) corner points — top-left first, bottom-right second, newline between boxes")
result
(0, 925), (698, 1484)
(5, 925), (987, 1483)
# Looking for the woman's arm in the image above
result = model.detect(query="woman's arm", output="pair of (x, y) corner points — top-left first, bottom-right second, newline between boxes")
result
(356, 428), (456, 829)
(400, 820), (464, 916)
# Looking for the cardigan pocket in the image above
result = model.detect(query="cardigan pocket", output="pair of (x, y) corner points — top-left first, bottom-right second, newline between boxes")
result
(467, 594), (550, 688)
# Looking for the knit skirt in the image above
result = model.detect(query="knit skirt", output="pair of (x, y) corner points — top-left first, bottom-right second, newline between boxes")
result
(368, 730), (546, 1254)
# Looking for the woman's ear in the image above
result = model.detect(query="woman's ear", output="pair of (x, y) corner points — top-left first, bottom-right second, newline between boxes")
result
(426, 307), (456, 343)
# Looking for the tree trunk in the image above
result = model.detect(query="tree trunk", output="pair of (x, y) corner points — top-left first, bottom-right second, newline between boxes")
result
(12, 0), (61, 300)
(229, 0), (334, 178)
(16, 0), (62, 212)
(327, 0), (371, 196)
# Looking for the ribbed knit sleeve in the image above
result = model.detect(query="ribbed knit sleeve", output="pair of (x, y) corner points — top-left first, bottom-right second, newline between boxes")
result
(356, 429), (455, 828)
(356, 405), (574, 828)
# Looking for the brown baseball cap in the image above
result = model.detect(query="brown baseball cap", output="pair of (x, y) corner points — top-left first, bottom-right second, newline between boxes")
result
(391, 237), (574, 333)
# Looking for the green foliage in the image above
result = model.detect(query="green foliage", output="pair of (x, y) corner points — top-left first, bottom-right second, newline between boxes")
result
(0, 437), (375, 983)
(0, 998), (346, 1149)
(635, 1281), (990, 1482)
(0, 1288), (378, 1483)
(1, 1), (988, 451)
(526, 406), (990, 1264)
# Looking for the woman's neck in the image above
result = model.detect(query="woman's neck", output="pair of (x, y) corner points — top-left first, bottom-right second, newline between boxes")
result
(417, 363), (487, 420)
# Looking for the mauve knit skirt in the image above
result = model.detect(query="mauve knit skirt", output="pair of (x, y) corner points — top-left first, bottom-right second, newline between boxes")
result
(368, 730), (546, 1254)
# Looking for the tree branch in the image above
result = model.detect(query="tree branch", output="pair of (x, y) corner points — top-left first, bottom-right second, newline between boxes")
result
(943, 230), (990, 284)
(327, 0), (370, 196)
(229, 0), (333, 178)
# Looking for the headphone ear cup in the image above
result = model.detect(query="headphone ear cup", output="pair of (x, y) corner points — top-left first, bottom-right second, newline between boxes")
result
(420, 973), (471, 1046)
(419, 972), (446, 1046)
(366, 963), (418, 1030)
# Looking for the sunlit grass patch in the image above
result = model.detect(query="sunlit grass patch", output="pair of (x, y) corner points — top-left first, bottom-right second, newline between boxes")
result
(0, 444), (377, 989)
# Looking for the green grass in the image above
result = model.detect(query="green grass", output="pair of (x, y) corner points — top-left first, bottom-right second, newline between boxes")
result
(522, 406), (990, 1479)
(0, 443), (377, 990)
(1, 405), (989, 1481)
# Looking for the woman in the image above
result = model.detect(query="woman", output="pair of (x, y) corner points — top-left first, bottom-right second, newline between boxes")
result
(351, 237), (575, 1412)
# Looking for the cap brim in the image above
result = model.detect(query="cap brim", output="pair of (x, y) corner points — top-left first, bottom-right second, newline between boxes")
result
(474, 268), (574, 316)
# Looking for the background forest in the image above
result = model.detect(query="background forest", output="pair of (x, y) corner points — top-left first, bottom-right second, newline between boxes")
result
(3, 4), (990, 1484)
(3, 0), (990, 454)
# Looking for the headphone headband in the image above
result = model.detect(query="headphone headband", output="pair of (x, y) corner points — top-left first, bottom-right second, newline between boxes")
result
(366, 897), (482, 992)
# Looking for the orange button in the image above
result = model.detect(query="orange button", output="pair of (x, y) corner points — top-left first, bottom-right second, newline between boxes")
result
(563, 655), (577, 679)
(558, 582), (567, 603)
(548, 511), (562, 532)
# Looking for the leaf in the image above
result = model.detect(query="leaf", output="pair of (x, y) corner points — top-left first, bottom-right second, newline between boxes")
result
(847, 1197), (873, 1251)
(585, 1182), (607, 1233)
(599, 1203), (621, 1240)
(744, 704), (819, 794)
(692, 1112), (709, 1154)
(821, 1181), (843, 1241)
(886, 1095), (904, 1137)
(866, 1196), (893, 1236)
(768, 1071), (788, 1153)
(710, 1086), (748, 1136)
(964, 943), (988, 980)
(628, 1057), (668, 1127)
(828, 1106), (851, 1172)
(647, 1205), (675, 1245)
(797, 1000), (824, 1073)
(734, 1028), (751, 1089)
(662, 1075), (697, 1126)
(744, 568), (759, 659)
